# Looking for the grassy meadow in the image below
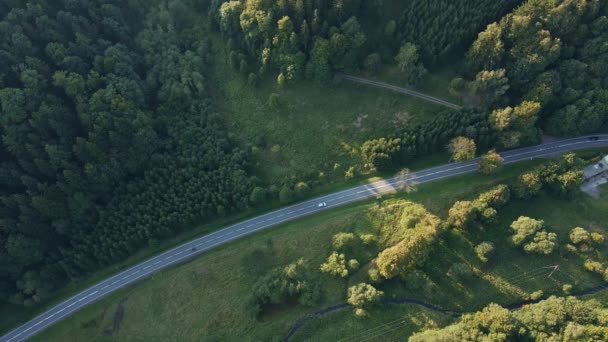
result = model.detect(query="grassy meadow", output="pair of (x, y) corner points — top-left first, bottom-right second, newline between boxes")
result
(207, 34), (450, 183)
(33, 155), (608, 341)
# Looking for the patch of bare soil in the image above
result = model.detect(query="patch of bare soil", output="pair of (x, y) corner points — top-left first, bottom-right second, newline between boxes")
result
(392, 111), (411, 127)
(103, 297), (128, 336)
(352, 114), (368, 132)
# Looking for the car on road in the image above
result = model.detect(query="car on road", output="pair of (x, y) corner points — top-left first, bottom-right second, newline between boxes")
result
(317, 202), (327, 208)
(589, 136), (600, 141)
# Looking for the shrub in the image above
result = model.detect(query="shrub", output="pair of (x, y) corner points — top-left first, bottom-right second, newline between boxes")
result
(360, 234), (377, 246)
(348, 259), (360, 271)
(475, 242), (495, 263)
(249, 186), (267, 204)
(368, 268), (382, 284)
(320, 252), (348, 278)
(267, 93), (281, 108)
(332, 232), (356, 250)
(279, 185), (294, 204)
(448, 263), (474, 281)
(591, 232), (605, 245)
(523, 231), (558, 255)
(252, 259), (320, 309)
(529, 290), (543, 301)
(513, 172), (542, 199)
(510, 216), (544, 246)
(347, 283), (384, 309)
(570, 227), (590, 245)
(584, 260), (604, 273)
(562, 284), (573, 294)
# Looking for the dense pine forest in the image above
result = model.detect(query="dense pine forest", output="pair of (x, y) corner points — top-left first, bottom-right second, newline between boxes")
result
(1, 0), (608, 315)
(0, 1), (253, 307)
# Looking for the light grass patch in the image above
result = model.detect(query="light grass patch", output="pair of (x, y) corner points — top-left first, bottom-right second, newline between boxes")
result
(208, 34), (447, 183)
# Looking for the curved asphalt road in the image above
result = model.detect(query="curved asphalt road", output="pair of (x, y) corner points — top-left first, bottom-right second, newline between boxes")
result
(2, 134), (608, 341)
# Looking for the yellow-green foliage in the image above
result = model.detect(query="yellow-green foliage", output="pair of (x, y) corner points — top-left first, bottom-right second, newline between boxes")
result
(369, 201), (440, 247)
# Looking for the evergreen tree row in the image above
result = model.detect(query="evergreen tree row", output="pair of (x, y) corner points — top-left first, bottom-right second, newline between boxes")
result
(0, 0), (253, 307)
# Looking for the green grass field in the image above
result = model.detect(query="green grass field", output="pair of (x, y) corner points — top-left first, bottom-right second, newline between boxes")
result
(32, 155), (608, 342)
(208, 34), (450, 183)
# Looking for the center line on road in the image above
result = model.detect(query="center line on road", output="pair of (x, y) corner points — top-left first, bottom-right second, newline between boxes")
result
(5, 136), (605, 342)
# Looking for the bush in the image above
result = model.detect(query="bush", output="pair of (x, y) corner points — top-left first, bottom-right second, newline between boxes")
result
(354, 307), (368, 317)
(252, 259), (320, 309)
(447, 263), (474, 281)
(364, 53), (382, 75)
(510, 216), (544, 246)
(570, 227), (590, 245)
(279, 185), (294, 204)
(348, 259), (360, 271)
(513, 172), (542, 199)
(523, 231), (558, 255)
(268, 93), (281, 109)
(360, 234), (377, 246)
(529, 290), (543, 301)
(368, 268), (382, 284)
(320, 252), (348, 278)
(475, 242), (495, 263)
(584, 260), (604, 273)
(332, 232), (356, 250)
(562, 284), (573, 294)
(591, 232), (605, 245)
(249, 186), (267, 205)
(403, 270), (429, 291)
(247, 73), (258, 87)
(347, 283), (384, 309)
(294, 182), (310, 196)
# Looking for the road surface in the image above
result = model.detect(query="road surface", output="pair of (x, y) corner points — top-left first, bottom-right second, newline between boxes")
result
(340, 74), (462, 109)
(2, 134), (608, 342)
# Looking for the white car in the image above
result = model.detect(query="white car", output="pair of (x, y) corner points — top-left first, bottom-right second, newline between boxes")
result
(317, 202), (327, 208)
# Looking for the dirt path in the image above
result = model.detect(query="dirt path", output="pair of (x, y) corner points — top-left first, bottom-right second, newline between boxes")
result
(339, 74), (462, 110)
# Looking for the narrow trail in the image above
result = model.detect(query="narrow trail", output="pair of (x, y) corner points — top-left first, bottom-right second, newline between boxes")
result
(339, 74), (462, 110)
(283, 282), (608, 341)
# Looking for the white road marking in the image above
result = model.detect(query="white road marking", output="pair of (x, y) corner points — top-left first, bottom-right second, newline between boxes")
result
(143, 265), (151, 270)
(4, 136), (607, 342)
